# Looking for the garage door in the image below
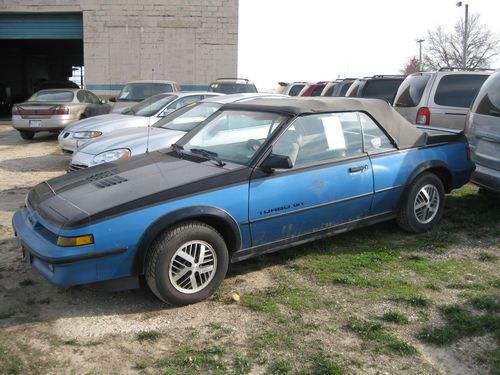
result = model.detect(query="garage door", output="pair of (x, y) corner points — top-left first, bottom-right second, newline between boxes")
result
(0, 13), (83, 39)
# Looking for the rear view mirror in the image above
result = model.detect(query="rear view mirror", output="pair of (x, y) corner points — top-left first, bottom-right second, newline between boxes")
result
(260, 153), (293, 171)
(100, 99), (107, 104)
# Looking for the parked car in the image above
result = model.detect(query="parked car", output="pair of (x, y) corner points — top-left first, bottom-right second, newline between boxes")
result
(11, 89), (111, 140)
(59, 92), (220, 153)
(465, 70), (500, 194)
(208, 78), (258, 94)
(110, 80), (180, 114)
(321, 79), (355, 97)
(68, 93), (286, 171)
(346, 75), (405, 103)
(276, 82), (307, 96)
(393, 68), (491, 129)
(13, 97), (474, 306)
(298, 82), (328, 96)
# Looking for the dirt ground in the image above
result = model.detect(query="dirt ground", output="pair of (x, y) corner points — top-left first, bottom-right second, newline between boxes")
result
(0, 123), (498, 375)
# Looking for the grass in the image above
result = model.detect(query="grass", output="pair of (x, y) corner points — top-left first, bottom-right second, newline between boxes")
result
(136, 330), (160, 342)
(478, 252), (498, 262)
(476, 348), (500, 375)
(418, 295), (500, 345)
(346, 317), (417, 356)
(0, 345), (23, 374)
(18, 279), (34, 287)
(157, 344), (227, 375)
(382, 311), (408, 324)
(241, 279), (322, 316)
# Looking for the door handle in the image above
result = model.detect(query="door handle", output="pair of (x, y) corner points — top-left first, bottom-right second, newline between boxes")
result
(349, 165), (368, 173)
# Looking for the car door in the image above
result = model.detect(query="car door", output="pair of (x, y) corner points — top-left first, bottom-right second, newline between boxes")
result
(78, 90), (98, 117)
(248, 112), (374, 246)
(357, 112), (405, 215)
(87, 90), (109, 115)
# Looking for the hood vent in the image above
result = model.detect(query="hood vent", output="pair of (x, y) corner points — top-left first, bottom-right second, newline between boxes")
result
(86, 169), (128, 188)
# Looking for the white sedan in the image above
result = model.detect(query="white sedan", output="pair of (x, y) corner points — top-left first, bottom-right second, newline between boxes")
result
(58, 91), (221, 153)
(68, 93), (287, 171)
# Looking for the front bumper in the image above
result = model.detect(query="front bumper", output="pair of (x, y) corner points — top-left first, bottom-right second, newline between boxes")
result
(470, 164), (500, 194)
(12, 208), (125, 286)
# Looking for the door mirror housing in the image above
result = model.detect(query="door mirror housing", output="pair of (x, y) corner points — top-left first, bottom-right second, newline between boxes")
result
(108, 97), (116, 103)
(100, 99), (108, 104)
(260, 153), (293, 171)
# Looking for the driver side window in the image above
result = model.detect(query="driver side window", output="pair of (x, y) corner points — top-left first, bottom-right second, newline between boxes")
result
(272, 112), (364, 167)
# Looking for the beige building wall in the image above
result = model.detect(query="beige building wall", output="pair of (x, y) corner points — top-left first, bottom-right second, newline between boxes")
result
(0, 0), (238, 94)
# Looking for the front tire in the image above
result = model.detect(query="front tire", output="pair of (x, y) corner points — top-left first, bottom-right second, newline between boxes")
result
(19, 130), (35, 140)
(145, 221), (229, 306)
(397, 172), (445, 233)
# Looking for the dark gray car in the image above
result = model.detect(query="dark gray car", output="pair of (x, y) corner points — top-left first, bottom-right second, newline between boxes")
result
(466, 70), (500, 194)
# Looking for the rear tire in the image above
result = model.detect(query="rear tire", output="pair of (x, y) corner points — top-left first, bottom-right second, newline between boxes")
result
(19, 130), (35, 140)
(145, 221), (229, 306)
(397, 172), (445, 233)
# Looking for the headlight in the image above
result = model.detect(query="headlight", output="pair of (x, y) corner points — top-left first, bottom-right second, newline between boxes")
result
(73, 131), (102, 139)
(92, 149), (131, 164)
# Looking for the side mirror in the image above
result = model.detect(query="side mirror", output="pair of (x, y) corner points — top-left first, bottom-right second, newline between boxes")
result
(108, 97), (116, 103)
(100, 99), (108, 104)
(260, 153), (293, 171)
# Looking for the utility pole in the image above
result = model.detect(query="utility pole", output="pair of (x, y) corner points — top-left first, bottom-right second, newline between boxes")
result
(457, 2), (469, 69)
(416, 39), (425, 71)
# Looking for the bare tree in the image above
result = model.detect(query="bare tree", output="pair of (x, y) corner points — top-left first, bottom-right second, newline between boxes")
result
(400, 57), (421, 75)
(424, 13), (499, 70)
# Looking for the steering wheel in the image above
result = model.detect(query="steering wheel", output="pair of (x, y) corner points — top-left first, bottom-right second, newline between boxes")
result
(246, 139), (261, 151)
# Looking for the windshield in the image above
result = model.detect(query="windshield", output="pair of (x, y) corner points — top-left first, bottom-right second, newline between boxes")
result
(208, 83), (258, 94)
(124, 94), (176, 117)
(178, 110), (289, 165)
(345, 80), (362, 97)
(28, 90), (74, 102)
(117, 83), (174, 101)
(155, 102), (222, 132)
(471, 72), (500, 116)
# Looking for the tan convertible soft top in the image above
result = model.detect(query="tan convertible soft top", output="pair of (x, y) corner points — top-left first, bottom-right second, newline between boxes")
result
(223, 97), (427, 149)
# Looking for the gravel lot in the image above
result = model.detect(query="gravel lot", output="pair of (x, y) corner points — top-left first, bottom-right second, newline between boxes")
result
(0, 123), (498, 375)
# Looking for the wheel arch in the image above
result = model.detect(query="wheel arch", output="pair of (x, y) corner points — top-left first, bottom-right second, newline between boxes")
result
(406, 160), (452, 192)
(131, 206), (242, 275)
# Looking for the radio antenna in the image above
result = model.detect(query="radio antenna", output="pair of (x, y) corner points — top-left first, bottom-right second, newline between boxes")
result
(146, 68), (154, 154)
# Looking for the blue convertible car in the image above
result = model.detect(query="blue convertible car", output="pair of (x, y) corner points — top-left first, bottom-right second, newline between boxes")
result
(13, 98), (474, 305)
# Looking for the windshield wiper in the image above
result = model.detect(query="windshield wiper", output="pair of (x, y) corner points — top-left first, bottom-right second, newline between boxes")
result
(171, 143), (184, 158)
(190, 148), (226, 167)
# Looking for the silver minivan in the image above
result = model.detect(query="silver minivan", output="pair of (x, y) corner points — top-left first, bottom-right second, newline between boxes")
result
(394, 69), (491, 130)
(466, 70), (500, 194)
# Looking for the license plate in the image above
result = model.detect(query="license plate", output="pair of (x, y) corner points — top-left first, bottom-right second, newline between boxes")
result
(29, 120), (42, 128)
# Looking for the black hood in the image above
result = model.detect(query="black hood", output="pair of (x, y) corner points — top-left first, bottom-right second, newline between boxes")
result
(28, 151), (249, 229)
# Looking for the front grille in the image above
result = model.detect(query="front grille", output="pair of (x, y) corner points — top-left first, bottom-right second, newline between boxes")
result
(68, 163), (88, 173)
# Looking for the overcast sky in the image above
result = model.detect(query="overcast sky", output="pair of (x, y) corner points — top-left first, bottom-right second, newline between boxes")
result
(237, 0), (500, 91)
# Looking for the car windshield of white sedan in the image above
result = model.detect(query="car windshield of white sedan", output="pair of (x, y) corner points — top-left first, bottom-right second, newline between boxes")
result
(124, 94), (176, 117)
(180, 110), (289, 165)
(28, 90), (74, 102)
(156, 102), (222, 132)
(117, 83), (174, 101)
